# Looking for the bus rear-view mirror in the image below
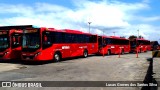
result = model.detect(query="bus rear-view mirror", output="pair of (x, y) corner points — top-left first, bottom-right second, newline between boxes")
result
(13, 37), (16, 42)
(44, 35), (48, 42)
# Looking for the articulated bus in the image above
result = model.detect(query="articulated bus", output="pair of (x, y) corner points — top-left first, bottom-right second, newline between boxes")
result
(21, 27), (98, 61)
(130, 38), (151, 53)
(0, 26), (25, 60)
(98, 36), (130, 55)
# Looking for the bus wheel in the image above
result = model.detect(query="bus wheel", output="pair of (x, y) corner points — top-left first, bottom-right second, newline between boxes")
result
(83, 50), (88, 58)
(54, 52), (61, 62)
(107, 50), (111, 55)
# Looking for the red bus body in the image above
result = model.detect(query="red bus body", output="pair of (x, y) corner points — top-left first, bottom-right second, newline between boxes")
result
(130, 38), (151, 53)
(0, 29), (22, 60)
(21, 28), (98, 61)
(98, 36), (130, 55)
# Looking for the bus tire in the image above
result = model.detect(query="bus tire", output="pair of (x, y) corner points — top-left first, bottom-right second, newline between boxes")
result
(54, 52), (61, 62)
(83, 50), (88, 58)
(107, 50), (111, 55)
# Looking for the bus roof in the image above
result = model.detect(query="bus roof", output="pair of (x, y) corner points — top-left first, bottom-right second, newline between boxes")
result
(0, 25), (35, 30)
(61, 29), (94, 35)
(100, 35), (128, 40)
(45, 28), (96, 35)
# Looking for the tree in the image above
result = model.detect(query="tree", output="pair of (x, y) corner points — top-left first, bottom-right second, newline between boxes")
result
(129, 35), (137, 41)
(129, 35), (144, 41)
(138, 35), (143, 39)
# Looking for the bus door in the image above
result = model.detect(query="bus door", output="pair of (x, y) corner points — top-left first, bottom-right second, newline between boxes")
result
(11, 33), (22, 59)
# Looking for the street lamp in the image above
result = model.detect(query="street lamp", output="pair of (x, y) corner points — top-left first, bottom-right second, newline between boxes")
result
(88, 21), (92, 33)
(137, 29), (139, 38)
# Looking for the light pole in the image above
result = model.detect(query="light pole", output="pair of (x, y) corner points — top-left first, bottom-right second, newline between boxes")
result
(137, 29), (139, 38)
(88, 21), (92, 33)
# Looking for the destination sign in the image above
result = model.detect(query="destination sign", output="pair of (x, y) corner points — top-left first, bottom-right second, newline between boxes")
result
(24, 29), (38, 33)
(0, 31), (7, 35)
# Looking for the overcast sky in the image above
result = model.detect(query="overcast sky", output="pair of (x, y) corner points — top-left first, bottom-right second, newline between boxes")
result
(0, 0), (159, 42)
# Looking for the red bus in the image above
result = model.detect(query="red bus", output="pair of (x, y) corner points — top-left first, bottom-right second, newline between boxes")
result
(130, 38), (151, 53)
(21, 27), (98, 61)
(98, 36), (130, 55)
(0, 27), (23, 60)
(0, 25), (34, 60)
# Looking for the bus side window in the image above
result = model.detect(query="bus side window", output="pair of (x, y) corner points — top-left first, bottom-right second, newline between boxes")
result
(103, 40), (106, 47)
(90, 35), (97, 43)
(42, 34), (52, 49)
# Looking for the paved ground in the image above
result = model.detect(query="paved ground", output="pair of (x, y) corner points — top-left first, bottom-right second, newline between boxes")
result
(0, 51), (158, 90)
(0, 63), (21, 72)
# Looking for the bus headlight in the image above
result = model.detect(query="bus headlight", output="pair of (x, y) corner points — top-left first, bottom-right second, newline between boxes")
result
(35, 52), (41, 57)
(4, 52), (9, 55)
(22, 54), (26, 55)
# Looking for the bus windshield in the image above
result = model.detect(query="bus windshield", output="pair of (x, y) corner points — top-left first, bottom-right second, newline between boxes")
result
(0, 35), (9, 50)
(22, 33), (40, 52)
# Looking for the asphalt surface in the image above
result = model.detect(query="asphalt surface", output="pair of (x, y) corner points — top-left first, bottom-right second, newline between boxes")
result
(0, 51), (159, 90)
